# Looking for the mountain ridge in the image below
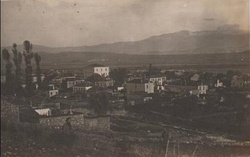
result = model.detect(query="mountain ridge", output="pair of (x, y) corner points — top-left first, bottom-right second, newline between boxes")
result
(2, 27), (249, 55)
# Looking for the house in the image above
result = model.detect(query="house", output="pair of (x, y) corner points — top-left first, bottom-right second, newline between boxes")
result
(215, 80), (224, 87)
(51, 77), (63, 86)
(32, 74), (45, 83)
(73, 81), (94, 93)
(94, 66), (110, 77)
(117, 86), (125, 91)
(126, 79), (154, 94)
(49, 89), (59, 97)
(189, 89), (200, 96)
(35, 108), (52, 116)
(95, 79), (114, 88)
(63, 78), (77, 88)
(191, 74), (200, 82)
(231, 76), (244, 88)
(149, 75), (166, 86)
(48, 84), (59, 97)
(198, 84), (208, 94)
(75, 79), (85, 85)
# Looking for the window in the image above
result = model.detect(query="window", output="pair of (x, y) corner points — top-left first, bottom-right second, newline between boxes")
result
(105, 68), (107, 71)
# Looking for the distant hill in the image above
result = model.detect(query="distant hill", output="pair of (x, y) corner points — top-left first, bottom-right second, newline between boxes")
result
(2, 26), (249, 55)
(34, 50), (250, 69)
(1, 49), (249, 74)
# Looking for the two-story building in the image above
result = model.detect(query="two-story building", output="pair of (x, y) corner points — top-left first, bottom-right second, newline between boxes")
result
(149, 75), (166, 86)
(94, 66), (110, 77)
(198, 84), (208, 95)
(149, 75), (166, 91)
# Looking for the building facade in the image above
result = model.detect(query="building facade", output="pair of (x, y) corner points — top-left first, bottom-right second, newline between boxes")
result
(95, 80), (114, 88)
(198, 84), (208, 94)
(94, 67), (109, 77)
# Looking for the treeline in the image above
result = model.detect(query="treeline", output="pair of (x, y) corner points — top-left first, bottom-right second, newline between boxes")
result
(1, 40), (42, 97)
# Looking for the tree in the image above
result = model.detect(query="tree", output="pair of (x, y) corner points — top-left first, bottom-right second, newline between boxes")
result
(23, 40), (34, 96)
(85, 73), (104, 83)
(226, 70), (235, 80)
(12, 43), (22, 85)
(109, 68), (127, 86)
(2, 48), (13, 94)
(216, 73), (225, 80)
(34, 53), (41, 87)
(89, 92), (109, 115)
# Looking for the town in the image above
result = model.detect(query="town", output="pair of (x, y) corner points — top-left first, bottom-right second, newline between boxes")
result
(1, 0), (250, 156)
(1, 42), (250, 156)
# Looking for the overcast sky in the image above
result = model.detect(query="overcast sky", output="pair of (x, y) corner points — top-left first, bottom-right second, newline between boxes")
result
(1, 0), (249, 47)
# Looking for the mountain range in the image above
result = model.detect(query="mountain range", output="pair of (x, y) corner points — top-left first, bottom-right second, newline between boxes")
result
(2, 27), (249, 55)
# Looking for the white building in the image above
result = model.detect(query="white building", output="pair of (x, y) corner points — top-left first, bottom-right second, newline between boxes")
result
(149, 76), (166, 86)
(32, 74), (45, 83)
(198, 84), (208, 95)
(94, 67), (109, 77)
(215, 80), (223, 87)
(48, 84), (59, 97)
(145, 82), (154, 94)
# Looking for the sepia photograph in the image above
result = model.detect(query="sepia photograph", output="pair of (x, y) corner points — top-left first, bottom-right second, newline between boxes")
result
(1, 0), (250, 156)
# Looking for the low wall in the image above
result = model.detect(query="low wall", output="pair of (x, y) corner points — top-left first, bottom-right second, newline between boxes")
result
(39, 113), (84, 129)
(39, 113), (111, 131)
(84, 115), (110, 131)
(111, 109), (127, 116)
(62, 107), (90, 115)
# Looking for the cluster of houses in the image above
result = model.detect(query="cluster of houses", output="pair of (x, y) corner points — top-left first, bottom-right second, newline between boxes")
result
(1, 64), (250, 131)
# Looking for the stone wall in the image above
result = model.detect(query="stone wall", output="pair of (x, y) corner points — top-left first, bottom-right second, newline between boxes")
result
(39, 113), (84, 129)
(39, 113), (110, 131)
(61, 107), (90, 115)
(84, 115), (110, 131)
(110, 109), (127, 116)
(1, 99), (19, 123)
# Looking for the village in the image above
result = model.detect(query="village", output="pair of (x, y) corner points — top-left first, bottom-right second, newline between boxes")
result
(1, 51), (250, 156)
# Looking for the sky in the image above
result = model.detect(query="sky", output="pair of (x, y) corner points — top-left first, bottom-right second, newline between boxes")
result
(1, 0), (249, 47)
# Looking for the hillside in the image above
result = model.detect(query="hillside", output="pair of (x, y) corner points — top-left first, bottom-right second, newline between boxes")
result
(81, 30), (248, 55)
